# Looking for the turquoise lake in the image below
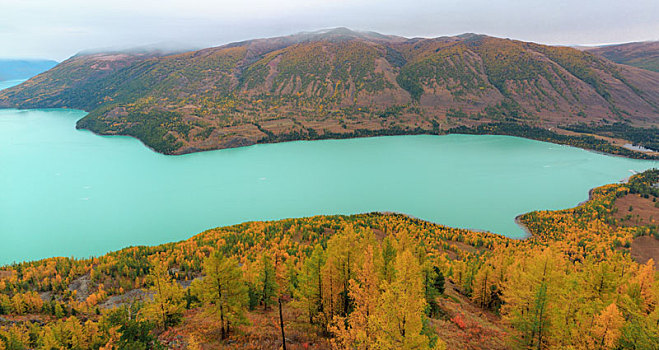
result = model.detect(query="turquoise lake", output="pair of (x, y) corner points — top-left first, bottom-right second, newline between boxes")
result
(1, 80), (657, 264)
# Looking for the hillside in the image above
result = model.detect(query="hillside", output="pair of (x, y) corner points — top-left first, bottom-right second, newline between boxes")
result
(1, 29), (658, 155)
(0, 170), (657, 349)
(585, 41), (659, 73)
(0, 59), (58, 81)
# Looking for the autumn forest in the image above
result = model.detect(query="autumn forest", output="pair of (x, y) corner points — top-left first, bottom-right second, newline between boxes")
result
(2, 0), (659, 347)
(0, 170), (657, 349)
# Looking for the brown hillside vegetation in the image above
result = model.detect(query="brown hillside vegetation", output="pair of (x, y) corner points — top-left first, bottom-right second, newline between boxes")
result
(1, 29), (657, 155)
(0, 170), (658, 349)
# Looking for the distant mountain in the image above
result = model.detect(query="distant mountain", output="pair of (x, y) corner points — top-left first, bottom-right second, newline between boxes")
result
(0, 59), (58, 81)
(584, 41), (659, 72)
(1, 29), (658, 155)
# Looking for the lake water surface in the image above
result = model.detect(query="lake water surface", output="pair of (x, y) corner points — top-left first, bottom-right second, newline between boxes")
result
(1, 81), (656, 263)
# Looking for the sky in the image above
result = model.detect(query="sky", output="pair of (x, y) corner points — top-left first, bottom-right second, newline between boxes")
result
(1, 0), (658, 61)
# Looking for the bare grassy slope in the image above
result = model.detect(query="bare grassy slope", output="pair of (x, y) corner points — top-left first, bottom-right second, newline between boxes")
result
(585, 41), (659, 72)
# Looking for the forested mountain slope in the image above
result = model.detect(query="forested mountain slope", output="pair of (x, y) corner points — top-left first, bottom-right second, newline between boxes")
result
(0, 170), (658, 349)
(1, 28), (658, 155)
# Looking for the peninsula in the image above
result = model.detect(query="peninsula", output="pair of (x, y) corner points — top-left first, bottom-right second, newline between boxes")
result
(1, 29), (657, 157)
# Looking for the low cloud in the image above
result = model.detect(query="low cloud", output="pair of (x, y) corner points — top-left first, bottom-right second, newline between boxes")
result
(1, 0), (657, 60)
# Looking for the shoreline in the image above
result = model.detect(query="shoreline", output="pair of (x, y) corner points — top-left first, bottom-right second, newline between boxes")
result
(513, 184), (610, 241)
(1, 201), (589, 267)
(514, 214), (534, 239)
(1, 101), (655, 160)
(1, 108), (656, 265)
(0, 176), (644, 266)
(77, 120), (659, 161)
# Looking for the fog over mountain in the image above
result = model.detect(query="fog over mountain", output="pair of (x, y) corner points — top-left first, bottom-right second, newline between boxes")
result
(1, 0), (657, 60)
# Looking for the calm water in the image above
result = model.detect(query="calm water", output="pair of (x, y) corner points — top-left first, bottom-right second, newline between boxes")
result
(0, 103), (656, 264)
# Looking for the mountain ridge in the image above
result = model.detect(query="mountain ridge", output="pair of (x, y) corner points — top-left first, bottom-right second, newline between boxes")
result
(584, 41), (659, 72)
(1, 29), (658, 155)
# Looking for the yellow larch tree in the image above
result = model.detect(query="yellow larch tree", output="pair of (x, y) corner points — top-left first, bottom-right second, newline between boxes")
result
(296, 244), (326, 326)
(373, 249), (429, 349)
(332, 244), (381, 349)
(192, 251), (248, 340)
(589, 303), (624, 349)
(141, 262), (184, 329)
(501, 248), (567, 349)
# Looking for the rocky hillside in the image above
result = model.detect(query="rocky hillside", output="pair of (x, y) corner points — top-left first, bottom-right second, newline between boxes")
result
(1, 28), (658, 154)
(585, 41), (659, 73)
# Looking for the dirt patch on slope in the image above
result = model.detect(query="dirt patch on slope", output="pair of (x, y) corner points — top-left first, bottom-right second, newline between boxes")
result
(612, 194), (658, 226)
(631, 236), (659, 267)
(435, 281), (509, 350)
